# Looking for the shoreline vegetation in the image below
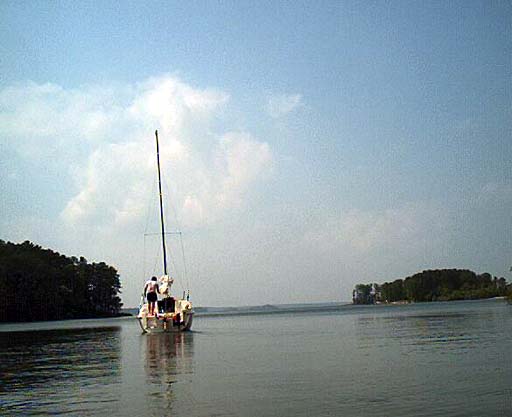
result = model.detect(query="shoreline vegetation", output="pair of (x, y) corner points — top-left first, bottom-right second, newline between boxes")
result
(2, 240), (509, 323)
(0, 240), (123, 323)
(353, 269), (512, 305)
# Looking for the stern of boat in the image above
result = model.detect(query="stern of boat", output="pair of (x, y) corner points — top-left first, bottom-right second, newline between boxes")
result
(137, 297), (193, 333)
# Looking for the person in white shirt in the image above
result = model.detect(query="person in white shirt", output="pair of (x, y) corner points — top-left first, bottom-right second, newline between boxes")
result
(144, 276), (159, 316)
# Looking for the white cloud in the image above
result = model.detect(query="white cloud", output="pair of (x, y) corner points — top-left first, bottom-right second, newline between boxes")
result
(215, 132), (273, 210)
(2, 76), (470, 307)
(300, 201), (452, 276)
(0, 82), (123, 144)
(186, 200), (454, 304)
(1, 75), (273, 235)
(128, 76), (229, 134)
(265, 93), (303, 118)
(61, 141), (153, 228)
(478, 181), (512, 203)
(0, 75), (277, 306)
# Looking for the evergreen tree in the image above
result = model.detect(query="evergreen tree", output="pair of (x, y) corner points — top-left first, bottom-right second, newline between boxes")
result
(0, 240), (123, 322)
(353, 268), (510, 304)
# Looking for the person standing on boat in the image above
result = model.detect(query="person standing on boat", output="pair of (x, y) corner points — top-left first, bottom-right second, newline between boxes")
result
(144, 276), (160, 316)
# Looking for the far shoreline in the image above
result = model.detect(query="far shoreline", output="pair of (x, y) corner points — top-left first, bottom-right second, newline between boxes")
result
(0, 311), (133, 325)
(1, 297), (509, 326)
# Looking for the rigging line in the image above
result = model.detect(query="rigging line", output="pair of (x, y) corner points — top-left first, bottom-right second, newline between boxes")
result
(144, 233), (173, 280)
(179, 232), (191, 290)
(142, 151), (158, 286)
(159, 166), (186, 290)
(168, 244), (178, 276)
(196, 268), (231, 294)
(156, 166), (178, 276)
(192, 269), (223, 289)
(144, 234), (159, 281)
(143, 234), (146, 285)
(160, 165), (186, 254)
(150, 138), (190, 296)
(167, 242), (186, 295)
(161, 174), (182, 229)
(155, 130), (168, 276)
(158, 179), (188, 290)
(144, 233), (162, 279)
(144, 233), (157, 282)
(154, 237), (162, 274)
(161, 178), (188, 266)
(158, 229), (189, 294)
(144, 169), (158, 235)
(149, 252), (160, 280)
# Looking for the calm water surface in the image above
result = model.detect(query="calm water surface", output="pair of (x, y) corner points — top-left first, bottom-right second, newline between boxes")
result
(1, 300), (511, 416)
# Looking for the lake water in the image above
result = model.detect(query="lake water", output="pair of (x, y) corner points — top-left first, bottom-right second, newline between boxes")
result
(1, 300), (511, 416)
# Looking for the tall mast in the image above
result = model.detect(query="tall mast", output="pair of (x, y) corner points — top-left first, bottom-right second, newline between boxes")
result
(155, 130), (168, 275)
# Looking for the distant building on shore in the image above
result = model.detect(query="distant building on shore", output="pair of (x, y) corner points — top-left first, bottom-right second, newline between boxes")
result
(352, 283), (381, 305)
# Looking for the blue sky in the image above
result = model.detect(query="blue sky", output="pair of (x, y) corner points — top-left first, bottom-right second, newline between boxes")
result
(1, 1), (511, 307)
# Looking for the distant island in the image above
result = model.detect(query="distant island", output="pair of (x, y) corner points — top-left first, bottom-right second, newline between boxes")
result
(353, 269), (511, 305)
(0, 240), (123, 322)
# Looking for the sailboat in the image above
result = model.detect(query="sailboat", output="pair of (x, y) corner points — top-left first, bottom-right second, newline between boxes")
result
(137, 130), (194, 333)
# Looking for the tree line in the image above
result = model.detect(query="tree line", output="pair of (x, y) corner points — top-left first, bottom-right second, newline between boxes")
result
(0, 240), (123, 322)
(353, 269), (512, 304)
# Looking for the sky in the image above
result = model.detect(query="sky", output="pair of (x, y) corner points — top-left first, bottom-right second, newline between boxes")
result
(1, 1), (511, 308)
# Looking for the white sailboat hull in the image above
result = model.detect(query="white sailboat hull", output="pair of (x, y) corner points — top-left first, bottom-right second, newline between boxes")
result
(137, 312), (193, 333)
(137, 298), (193, 333)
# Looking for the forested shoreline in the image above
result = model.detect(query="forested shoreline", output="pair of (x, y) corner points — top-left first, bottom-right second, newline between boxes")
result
(353, 269), (512, 305)
(0, 240), (123, 322)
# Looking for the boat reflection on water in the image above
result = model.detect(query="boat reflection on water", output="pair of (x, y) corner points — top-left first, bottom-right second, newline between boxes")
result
(143, 331), (194, 413)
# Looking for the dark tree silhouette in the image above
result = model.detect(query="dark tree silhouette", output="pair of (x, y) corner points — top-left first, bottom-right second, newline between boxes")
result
(354, 269), (510, 304)
(0, 240), (123, 322)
